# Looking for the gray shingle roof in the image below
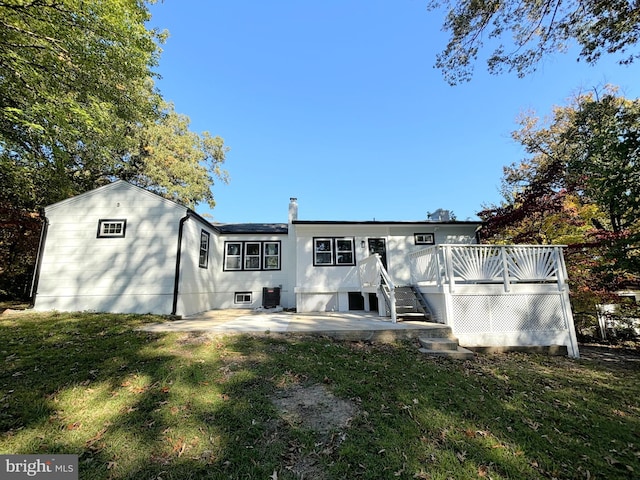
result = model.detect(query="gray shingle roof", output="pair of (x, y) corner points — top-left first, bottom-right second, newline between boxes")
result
(213, 223), (288, 234)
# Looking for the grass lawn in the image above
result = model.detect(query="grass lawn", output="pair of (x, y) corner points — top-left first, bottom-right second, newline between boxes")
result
(0, 311), (638, 479)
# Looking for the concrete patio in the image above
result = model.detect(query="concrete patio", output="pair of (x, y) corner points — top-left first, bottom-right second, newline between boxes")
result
(141, 309), (451, 342)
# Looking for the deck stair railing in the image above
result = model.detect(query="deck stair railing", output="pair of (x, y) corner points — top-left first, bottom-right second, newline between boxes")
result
(357, 254), (397, 323)
(408, 244), (568, 293)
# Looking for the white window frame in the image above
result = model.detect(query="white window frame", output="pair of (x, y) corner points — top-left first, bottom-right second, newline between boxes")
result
(234, 291), (252, 304)
(224, 242), (243, 271)
(244, 242), (262, 270)
(199, 230), (210, 268)
(314, 238), (334, 265)
(223, 241), (282, 271)
(335, 238), (355, 265)
(97, 219), (126, 238)
(263, 241), (280, 270)
(313, 237), (355, 266)
(414, 233), (435, 245)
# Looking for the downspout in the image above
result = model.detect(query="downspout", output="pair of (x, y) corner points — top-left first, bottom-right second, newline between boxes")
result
(29, 212), (49, 305)
(172, 212), (190, 316)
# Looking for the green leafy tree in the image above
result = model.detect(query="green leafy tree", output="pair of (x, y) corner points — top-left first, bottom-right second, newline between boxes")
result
(0, 0), (166, 208)
(0, 1), (230, 299)
(122, 101), (230, 209)
(428, 0), (640, 84)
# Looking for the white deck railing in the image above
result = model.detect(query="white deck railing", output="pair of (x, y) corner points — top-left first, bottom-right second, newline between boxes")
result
(357, 254), (397, 323)
(408, 244), (569, 293)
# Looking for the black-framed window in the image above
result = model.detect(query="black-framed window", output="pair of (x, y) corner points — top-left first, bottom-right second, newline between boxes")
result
(414, 233), (435, 245)
(313, 237), (355, 266)
(223, 241), (281, 271)
(225, 242), (242, 270)
(235, 291), (252, 304)
(199, 230), (210, 268)
(97, 219), (126, 238)
(244, 242), (261, 270)
(264, 242), (280, 270)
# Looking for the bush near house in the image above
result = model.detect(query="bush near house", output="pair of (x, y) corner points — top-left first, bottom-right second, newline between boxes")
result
(0, 206), (41, 300)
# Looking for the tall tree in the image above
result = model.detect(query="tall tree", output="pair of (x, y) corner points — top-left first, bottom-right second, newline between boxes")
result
(0, 1), (230, 298)
(122, 101), (229, 209)
(479, 87), (640, 293)
(428, 0), (640, 84)
(0, 0), (165, 208)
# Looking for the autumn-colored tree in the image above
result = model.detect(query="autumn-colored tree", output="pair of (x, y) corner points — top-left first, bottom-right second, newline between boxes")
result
(479, 87), (640, 298)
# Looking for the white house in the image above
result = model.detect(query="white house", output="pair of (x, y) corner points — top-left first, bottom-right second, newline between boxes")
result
(31, 181), (579, 356)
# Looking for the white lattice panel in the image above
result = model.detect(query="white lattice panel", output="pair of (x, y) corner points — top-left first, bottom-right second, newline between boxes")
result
(452, 294), (566, 333)
(452, 296), (491, 333)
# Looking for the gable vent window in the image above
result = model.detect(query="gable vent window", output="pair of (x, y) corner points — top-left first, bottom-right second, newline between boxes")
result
(199, 230), (210, 268)
(414, 233), (435, 245)
(97, 219), (126, 238)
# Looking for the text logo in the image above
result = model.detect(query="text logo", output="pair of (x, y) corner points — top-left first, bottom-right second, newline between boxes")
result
(0, 455), (78, 479)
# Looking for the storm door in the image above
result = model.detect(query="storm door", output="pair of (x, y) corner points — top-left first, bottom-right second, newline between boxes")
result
(368, 238), (387, 270)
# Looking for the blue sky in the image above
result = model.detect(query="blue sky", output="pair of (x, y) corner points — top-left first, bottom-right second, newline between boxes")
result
(148, 1), (640, 224)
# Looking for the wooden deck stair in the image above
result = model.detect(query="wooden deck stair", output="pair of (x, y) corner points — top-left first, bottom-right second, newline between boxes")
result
(394, 286), (432, 321)
(389, 285), (473, 359)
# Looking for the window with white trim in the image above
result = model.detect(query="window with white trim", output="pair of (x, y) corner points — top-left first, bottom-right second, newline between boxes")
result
(199, 230), (210, 268)
(225, 242), (242, 270)
(244, 242), (261, 270)
(414, 233), (435, 245)
(223, 241), (281, 271)
(235, 291), (252, 304)
(263, 242), (280, 270)
(97, 219), (126, 238)
(313, 237), (355, 266)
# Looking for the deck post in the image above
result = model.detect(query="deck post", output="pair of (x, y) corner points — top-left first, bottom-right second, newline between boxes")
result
(501, 246), (511, 293)
(444, 246), (455, 294)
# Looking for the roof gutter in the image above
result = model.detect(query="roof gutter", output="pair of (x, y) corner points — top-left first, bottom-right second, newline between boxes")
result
(29, 212), (49, 304)
(172, 211), (190, 316)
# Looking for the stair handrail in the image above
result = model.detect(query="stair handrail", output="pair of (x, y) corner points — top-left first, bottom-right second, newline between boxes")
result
(357, 254), (397, 323)
(379, 259), (397, 323)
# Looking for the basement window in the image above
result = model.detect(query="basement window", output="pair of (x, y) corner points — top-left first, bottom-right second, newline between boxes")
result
(97, 219), (126, 238)
(235, 291), (252, 304)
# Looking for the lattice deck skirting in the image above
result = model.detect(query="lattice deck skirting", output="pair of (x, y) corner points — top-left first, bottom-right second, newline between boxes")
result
(452, 294), (567, 334)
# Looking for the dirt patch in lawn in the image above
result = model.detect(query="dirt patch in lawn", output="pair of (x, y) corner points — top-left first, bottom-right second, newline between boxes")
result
(272, 383), (357, 434)
(271, 383), (358, 479)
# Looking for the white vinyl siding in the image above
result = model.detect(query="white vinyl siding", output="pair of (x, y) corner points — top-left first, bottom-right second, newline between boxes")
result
(34, 181), (185, 315)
